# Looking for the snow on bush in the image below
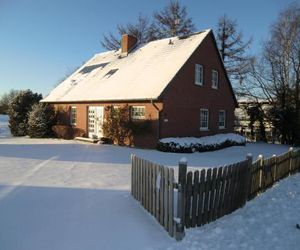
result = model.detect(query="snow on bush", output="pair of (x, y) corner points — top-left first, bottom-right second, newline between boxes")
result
(27, 103), (56, 138)
(8, 90), (42, 136)
(157, 133), (246, 153)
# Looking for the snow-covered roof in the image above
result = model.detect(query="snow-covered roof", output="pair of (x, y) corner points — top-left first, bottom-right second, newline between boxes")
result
(238, 97), (269, 104)
(42, 30), (211, 103)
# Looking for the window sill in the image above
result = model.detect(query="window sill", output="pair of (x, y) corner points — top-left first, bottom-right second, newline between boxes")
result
(219, 127), (226, 130)
(195, 82), (203, 86)
(131, 118), (145, 120)
(211, 86), (218, 90)
(200, 128), (209, 131)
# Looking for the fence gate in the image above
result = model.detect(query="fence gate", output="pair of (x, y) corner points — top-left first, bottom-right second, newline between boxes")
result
(131, 155), (179, 238)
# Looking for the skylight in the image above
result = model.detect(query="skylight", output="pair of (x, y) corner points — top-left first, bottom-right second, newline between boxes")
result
(79, 62), (109, 74)
(104, 69), (118, 78)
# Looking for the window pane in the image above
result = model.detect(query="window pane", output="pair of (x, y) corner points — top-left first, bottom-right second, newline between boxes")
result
(212, 70), (218, 88)
(200, 109), (209, 129)
(219, 110), (226, 128)
(131, 106), (145, 119)
(70, 107), (77, 125)
(195, 64), (203, 85)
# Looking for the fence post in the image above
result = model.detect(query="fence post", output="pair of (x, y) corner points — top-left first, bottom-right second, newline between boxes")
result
(272, 154), (277, 182)
(289, 147), (294, 174)
(175, 157), (187, 241)
(245, 153), (253, 202)
(258, 154), (264, 191)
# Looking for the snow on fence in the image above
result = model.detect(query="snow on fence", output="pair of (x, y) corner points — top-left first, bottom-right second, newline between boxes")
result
(131, 148), (300, 241)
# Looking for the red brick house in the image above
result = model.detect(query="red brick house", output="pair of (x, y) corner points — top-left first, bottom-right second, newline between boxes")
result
(42, 29), (237, 148)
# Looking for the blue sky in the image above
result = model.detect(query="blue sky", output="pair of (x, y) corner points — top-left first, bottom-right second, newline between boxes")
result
(0, 0), (297, 97)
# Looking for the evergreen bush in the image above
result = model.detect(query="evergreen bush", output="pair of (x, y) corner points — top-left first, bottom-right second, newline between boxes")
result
(8, 90), (42, 136)
(28, 103), (56, 138)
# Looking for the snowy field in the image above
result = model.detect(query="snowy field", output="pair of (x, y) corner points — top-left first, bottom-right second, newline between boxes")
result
(0, 114), (299, 250)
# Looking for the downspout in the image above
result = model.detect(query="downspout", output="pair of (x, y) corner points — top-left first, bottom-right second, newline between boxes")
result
(151, 99), (161, 140)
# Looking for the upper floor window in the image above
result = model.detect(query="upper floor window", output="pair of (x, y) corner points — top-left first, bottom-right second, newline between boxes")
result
(131, 106), (145, 120)
(200, 109), (209, 130)
(70, 106), (77, 125)
(212, 70), (219, 89)
(219, 110), (226, 129)
(195, 64), (203, 86)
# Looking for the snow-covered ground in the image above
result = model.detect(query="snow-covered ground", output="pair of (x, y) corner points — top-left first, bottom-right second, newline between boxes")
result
(0, 115), (299, 250)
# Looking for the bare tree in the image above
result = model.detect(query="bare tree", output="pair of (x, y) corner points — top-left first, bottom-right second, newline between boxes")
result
(239, 4), (300, 144)
(216, 15), (252, 82)
(101, 14), (158, 51)
(153, 0), (195, 37)
(101, 1), (196, 51)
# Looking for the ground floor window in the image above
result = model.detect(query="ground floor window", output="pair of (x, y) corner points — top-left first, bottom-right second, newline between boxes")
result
(200, 109), (209, 130)
(70, 106), (77, 125)
(131, 106), (145, 120)
(219, 110), (226, 129)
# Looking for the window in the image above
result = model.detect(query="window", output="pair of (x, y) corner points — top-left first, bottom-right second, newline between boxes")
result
(70, 106), (77, 125)
(195, 64), (203, 86)
(212, 70), (219, 89)
(219, 110), (226, 129)
(131, 106), (145, 120)
(200, 109), (209, 130)
(104, 68), (118, 78)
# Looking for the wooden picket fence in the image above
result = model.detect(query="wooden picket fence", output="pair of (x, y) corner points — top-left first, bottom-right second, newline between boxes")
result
(131, 155), (176, 237)
(131, 148), (300, 240)
(248, 148), (300, 199)
(181, 157), (251, 229)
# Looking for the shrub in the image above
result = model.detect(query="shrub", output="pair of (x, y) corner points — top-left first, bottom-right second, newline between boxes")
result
(157, 134), (246, 153)
(52, 125), (85, 139)
(8, 90), (42, 136)
(27, 103), (56, 138)
(102, 105), (131, 145)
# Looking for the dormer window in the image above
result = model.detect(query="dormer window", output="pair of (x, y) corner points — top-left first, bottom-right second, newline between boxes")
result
(212, 70), (219, 89)
(195, 64), (203, 86)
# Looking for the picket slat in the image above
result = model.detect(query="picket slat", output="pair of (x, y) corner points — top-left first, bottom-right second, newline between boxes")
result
(203, 169), (211, 225)
(197, 169), (206, 226)
(168, 168), (174, 237)
(213, 167), (223, 220)
(191, 171), (199, 227)
(185, 171), (193, 228)
(208, 168), (217, 223)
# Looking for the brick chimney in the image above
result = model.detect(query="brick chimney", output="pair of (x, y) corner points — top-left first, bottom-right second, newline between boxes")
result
(121, 34), (138, 56)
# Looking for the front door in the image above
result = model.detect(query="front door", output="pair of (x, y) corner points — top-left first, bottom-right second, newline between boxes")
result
(88, 106), (104, 139)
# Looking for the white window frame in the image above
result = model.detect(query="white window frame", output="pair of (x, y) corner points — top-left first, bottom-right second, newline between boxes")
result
(219, 110), (226, 129)
(70, 106), (77, 126)
(200, 108), (209, 131)
(212, 70), (219, 89)
(195, 64), (203, 86)
(131, 106), (145, 120)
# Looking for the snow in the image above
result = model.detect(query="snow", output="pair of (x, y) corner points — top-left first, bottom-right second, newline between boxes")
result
(166, 173), (300, 250)
(160, 133), (246, 147)
(0, 115), (299, 249)
(41, 30), (210, 103)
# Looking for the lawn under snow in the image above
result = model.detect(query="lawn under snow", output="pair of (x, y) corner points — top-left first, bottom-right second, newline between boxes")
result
(0, 114), (299, 250)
